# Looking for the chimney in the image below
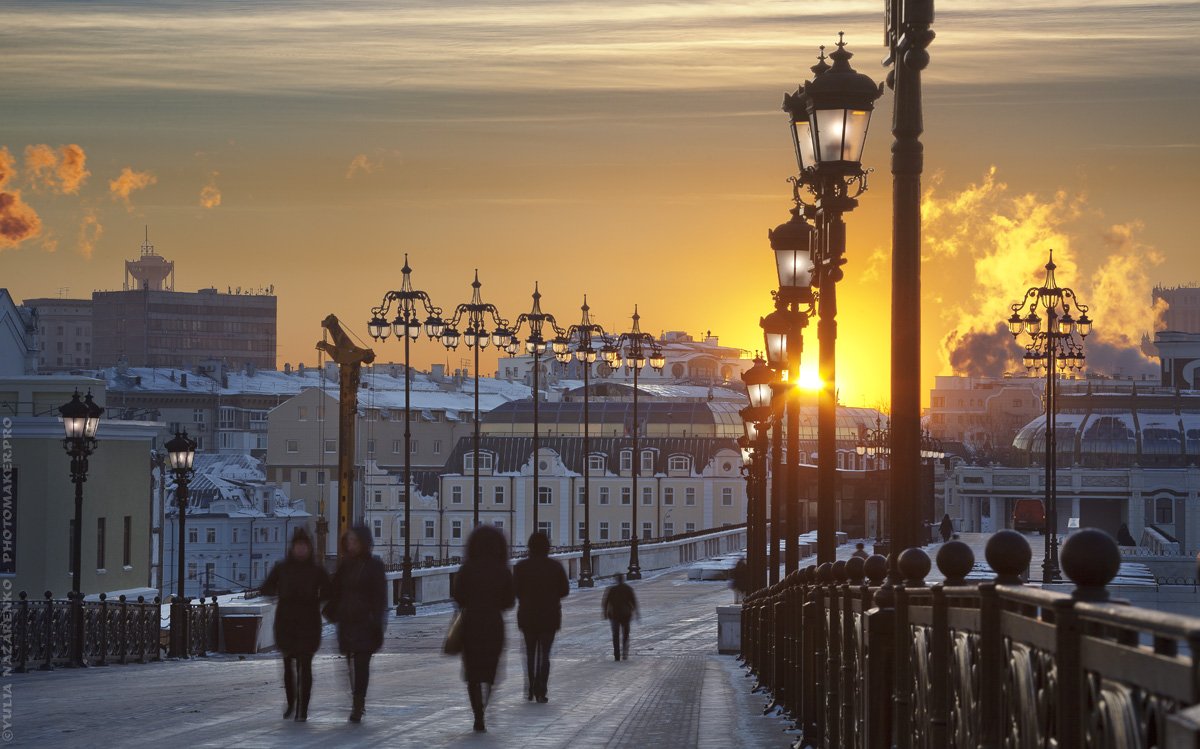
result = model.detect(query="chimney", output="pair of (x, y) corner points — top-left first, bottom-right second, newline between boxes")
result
(180, 372), (188, 388)
(431, 363), (445, 380)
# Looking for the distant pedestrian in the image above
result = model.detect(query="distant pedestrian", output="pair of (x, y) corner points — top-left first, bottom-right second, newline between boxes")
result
(1118, 523), (1137, 546)
(513, 531), (569, 704)
(261, 528), (329, 722)
(327, 525), (387, 723)
(851, 542), (869, 560)
(453, 525), (515, 733)
(939, 514), (954, 543)
(602, 574), (638, 661)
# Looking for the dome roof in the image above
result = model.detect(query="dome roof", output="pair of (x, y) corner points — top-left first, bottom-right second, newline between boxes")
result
(1013, 397), (1200, 466)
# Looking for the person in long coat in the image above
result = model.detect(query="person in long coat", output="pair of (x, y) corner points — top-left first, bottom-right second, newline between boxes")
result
(328, 525), (387, 723)
(261, 527), (329, 722)
(452, 525), (515, 733)
(512, 531), (569, 703)
(602, 574), (638, 661)
(939, 513), (955, 543)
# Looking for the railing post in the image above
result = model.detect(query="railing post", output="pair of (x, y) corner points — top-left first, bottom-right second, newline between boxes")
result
(863, 556), (894, 749)
(118, 595), (129, 665)
(931, 541), (975, 748)
(804, 565), (826, 743)
(14, 592), (28, 674)
(95, 593), (109, 666)
(40, 590), (54, 671)
(893, 548), (931, 749)
(843, 556), (866, 748)
(826, 561), (844, 749)
(980, 530), (1032, 749)
(786, 571), (801, 720)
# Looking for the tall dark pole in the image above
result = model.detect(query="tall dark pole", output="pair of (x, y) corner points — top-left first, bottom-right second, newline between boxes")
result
(580, 354), (594, 586)
(786, 321), (804, 572)
(815, 210), (843, 565)
(769, 408), (784, 584)
(473, 342), (481, 528)
(532, 350), (540, 532)
(887, 0), (935, 561)
(398, 329), (416, 615)
(628, 358), (642, 579)
(1045, 318), (1058, 581)
(69, 459), (85, 667)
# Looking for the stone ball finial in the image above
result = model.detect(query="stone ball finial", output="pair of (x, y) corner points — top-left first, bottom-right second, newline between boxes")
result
(864, 554), (888, 585)
(986, 529), (1031, 584)
(805, 565), (818, 584)
(936, 541), (976, 585)
(832, 560), (847, 582)
(873, 582), (895, 608)
(1061, 528), (1121, 600)
(817, 562), (834, 584)
(845, 556), (865, 583)
(898, 548), (932, 587)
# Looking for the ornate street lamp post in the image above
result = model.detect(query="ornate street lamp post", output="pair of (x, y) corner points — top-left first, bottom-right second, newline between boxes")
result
(561, 297), (607, 587)
(367, 255), (445, 616)
(1007, 251), (1091, 583)
(783, 34), (881, 565)
(508, 283), (564, 540)
(165, 429), (196, 658)
(440, 271), (511, 528)
(740, 356), (775, 592)
(606, 307), (665, 579)
(60, 389), (103, 667)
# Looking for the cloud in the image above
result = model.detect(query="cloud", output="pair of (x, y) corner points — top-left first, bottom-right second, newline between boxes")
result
(200, 172), (221, 208)
(0, 190), (43, 249)
(40, 230), (59, 253)
(78, 210), (103, 259)
(0, 147), (15, 190)
(345, 153), (382, 179)
(109, 167), (156, 210)
(22, 143), (91, 194)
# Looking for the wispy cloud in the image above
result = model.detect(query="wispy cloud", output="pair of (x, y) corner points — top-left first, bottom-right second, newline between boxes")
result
(109, 167), (157, 211)
(78, 209), (103, 259)
(200, 172), (222, 208)
(23, 143), (90, 194)
(345, 153), (381, 179)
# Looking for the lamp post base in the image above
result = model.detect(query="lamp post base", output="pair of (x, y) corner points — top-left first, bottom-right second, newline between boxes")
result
(1041, 558), (1062, 585)
(626, 566), (642, 581)
(396, 558), (416, 616)
(395, 596), (416, 616)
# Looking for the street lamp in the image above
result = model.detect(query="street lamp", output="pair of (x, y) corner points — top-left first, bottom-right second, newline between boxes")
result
(561, 296), (607, 587)
(783, 35), (880, 565)
(165, 429), (196, 658)
(368, 254), (444, 616)
(508, 283), (563, 541)
(440, 271), (510, 529)
(610, 306), (665, 579)
(1007, 250), (1091, 583)
(740, 356), (774, 592)
(60, 389), (103, 667)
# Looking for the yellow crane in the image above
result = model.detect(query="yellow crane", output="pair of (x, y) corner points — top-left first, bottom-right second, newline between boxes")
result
(315, 314), (375, 561)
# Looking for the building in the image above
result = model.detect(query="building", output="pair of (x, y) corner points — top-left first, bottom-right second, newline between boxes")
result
(0, 376), (160, 598)
(0, 289), (38, 376)
(23, 233), (278, 372)
(163, 453), (309, 597)
(926, 375), (1046, 451)
(22, 296), (91, 372)
(1154, 285), (1200, 334)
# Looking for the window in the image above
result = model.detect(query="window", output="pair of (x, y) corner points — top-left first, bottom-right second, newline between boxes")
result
(187, 562), (198, 581)
(641, 451), (654, 472)
(1012, 399), (1022, 408)
(372, 519), (382, 539)
(620, 451), (632, 472)
(96, 517), (106, 569)
(577, 486), (586, 505)
(373, 490), (383, 505)
(366, 439), (375, 454)
(433, 440), (442, 455)
(232, 528), (241, 543)
(621, 487), (631, 505)
(286, 440), (299, 454)
(451, 520), (463, 540)
(599, 522), (610, 541)
(588, 455), (606, 472)
(424, 520), (435, 539)
(721, 487), (733, 506)
(599, 487), (610, 505)
(493, 485), (505, 504)
(642, 522), (652, 540)
(205, 527), (216, 544)
(577, 522), (586, 541)
(392, 440), (402, 454)
(233, 562), (243, 582)
(685, 487), (696, 506)
(298, 470), (308, 485)
(537, 521), (552, 539)
(324, 439), (336, 453)
(465, 453), (493, 471)
(317, 470), (327, 485)
(399, 520), (407, 538)
(620, 522), (631, 540)
(663, 487), (674, 505)
(642, 487), (653, 505)
(452, 486), (463, 504)
(493, 520), (504, 531)
(193, 409), (206, 423)
(668, 456), (690, 472)
(123, 516), (132, 567)
(1155, 497), (1174, 524)
(664, 523), (674, 537)
(685, 522), (696, 533)
(298, 406), (308, 421)
(539, 486), (553, 505)
(188, 528), (199, 544)
(411, 440), (419, 455)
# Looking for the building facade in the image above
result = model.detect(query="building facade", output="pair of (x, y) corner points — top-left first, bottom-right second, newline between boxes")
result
(22, 297), (92, 372)
(0, 290), (38, 376)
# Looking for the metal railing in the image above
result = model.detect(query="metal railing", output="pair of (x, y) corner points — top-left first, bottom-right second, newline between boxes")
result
(9, 591), (219, 672)
(740, 529), (1200, 748)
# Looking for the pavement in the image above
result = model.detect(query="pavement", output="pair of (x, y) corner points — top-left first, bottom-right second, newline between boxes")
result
(7, 566), (790, 748)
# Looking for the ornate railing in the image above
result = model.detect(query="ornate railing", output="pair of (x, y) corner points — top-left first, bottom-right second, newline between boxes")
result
(9, 591), (219, 671)
(740, 529), (1200, 748)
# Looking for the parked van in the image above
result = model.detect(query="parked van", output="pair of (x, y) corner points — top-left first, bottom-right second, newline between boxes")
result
(1012, 499), (1046, 533)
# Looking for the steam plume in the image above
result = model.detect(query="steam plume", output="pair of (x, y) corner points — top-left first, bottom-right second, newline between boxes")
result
(0, 190), (43, 249)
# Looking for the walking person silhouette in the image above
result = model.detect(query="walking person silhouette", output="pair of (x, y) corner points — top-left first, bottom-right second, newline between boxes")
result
(261, 528), (329, 722)
(513, 531), (569, 703)
(327, 525), (387, 723)
(602, 574), (638, 661)
(452, 525), (515, 732)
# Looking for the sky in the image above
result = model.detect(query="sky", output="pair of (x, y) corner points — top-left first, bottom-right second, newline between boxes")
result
(1, 0), (1198, 408)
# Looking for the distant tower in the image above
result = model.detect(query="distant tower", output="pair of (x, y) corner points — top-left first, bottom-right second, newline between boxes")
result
(123, 226), (175, 291)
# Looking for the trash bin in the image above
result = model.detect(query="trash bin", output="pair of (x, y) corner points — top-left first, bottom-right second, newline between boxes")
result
(222, 614), (262, 654)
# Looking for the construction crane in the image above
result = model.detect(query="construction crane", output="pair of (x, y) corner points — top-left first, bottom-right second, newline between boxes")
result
(315, 314), (375, 562)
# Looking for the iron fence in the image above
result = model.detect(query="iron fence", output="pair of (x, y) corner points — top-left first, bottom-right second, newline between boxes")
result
(9, 591), (219, 671)
(740, 529), (1200, 748)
